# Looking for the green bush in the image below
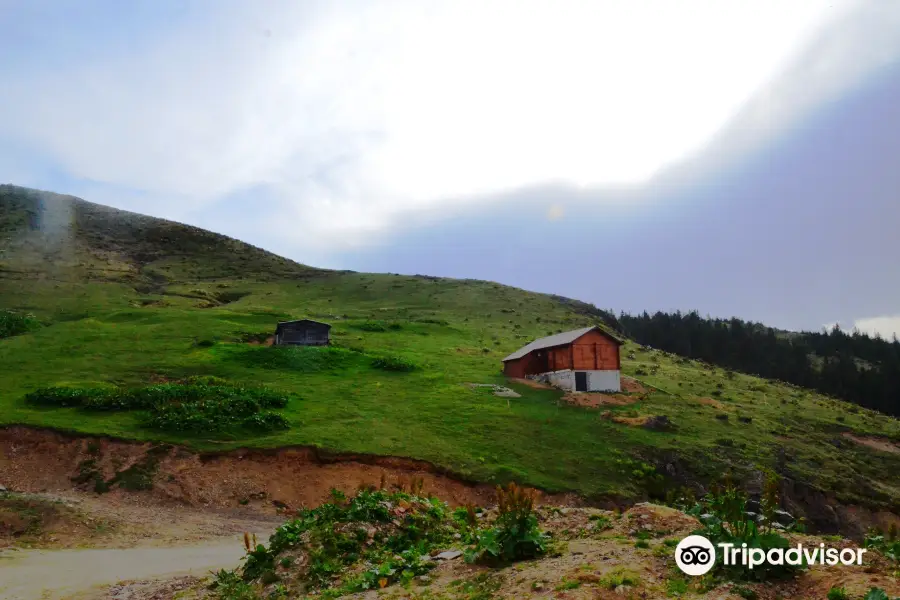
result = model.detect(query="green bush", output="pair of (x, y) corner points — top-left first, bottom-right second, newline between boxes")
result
(242, 412), (290, 431)
(864, 589), (900, 600)
(465, 483), (548, 564)
(371, 354), (419, 372)
(211, 570), (262, 600)
(233, 487), (448, 596)
(864, 529), (900, 562)
(24, 387), (102, 408)
(145, 401), (289, 433)
(827, 586), (849, 600)
(0, 310), (40, 339)
(23, 381), (293, 435)
(684, 476), (803, 582)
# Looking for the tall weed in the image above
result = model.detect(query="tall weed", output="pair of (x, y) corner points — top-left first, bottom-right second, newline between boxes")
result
(465, 482), (548, 564)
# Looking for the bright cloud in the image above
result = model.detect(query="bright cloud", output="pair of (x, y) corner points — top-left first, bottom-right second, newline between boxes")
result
(2, 0), (896, 250)
(851, 316), (900, 340)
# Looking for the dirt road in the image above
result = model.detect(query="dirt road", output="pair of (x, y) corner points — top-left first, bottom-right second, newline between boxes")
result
(0, 490), (278, 600)
(0, 540), (248, 600)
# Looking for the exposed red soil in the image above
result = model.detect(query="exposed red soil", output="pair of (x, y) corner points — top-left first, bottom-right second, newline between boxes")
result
(696, 396), (726, 410)
(842, 432), (900, 455)
(0, 427), (582, 515)
(620, 376), (649, 394)
(506, 377), (555, 390)
(562, 392), (637, 408)
(600, 411), (651, 427)
(245, 335), (274, 346)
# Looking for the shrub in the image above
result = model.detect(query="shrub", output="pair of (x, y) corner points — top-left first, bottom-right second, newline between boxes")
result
(211, 570), (262, 600)
(371, 354), (419, 372)
(864, 589), (899, 600)
(0, 310), (40, 339)
(864, 528), (900, 562)
(25, 387), (101, 408)
(465, 483), (548, 564)
(684, 477), (803, 582)
(666, 577), (689, 596)
(242, 412), (290, 431)
(145, 400), (288, 433)
(235, 488), (447, 595)
(827, 587), (850, 600)
(23, 381), (293, 435)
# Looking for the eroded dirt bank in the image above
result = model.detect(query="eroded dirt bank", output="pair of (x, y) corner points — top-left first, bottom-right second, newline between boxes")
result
(1, 426), (897, 541)
(0, 427), (585, 514)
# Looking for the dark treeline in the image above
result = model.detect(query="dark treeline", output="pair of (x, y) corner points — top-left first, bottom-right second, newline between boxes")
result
(616, 311), (900, 417)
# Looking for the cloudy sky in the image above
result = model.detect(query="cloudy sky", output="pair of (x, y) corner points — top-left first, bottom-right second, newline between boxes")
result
(2, 0), (899, 337)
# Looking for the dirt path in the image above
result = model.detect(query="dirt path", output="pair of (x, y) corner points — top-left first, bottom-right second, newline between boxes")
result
(0, 540), (251, 600)
(0, 489), (278, 599)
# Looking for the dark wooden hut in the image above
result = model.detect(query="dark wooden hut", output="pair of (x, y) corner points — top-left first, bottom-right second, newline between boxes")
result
(274, 319), (331, 346)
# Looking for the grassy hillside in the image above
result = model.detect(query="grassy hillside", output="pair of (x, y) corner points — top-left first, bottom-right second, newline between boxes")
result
(2, 185), (900, 522)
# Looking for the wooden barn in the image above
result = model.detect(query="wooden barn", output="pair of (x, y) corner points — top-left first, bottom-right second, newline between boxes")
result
(501, 326), (624, 392)
(274, 319), (331, 346)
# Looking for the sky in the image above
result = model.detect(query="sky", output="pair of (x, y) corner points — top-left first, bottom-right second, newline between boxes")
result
(1, 0), (900, 337)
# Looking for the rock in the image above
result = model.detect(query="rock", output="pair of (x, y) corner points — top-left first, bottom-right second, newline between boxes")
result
(435, 550), (462, 560)
(774, 509), (795, 525)
(642, 415), (674, 431)
(615, 584), (633, 595)
(559, 507), (572, 515)
(453, 533), (462, 540)
(745, 499), (761, 513)
(0, 485), (7, 493)
(417, 575), (432, 583)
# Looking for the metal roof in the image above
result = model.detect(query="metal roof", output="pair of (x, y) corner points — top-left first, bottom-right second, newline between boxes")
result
(501, 326), (621, 362)
(276, 319), (331, 328)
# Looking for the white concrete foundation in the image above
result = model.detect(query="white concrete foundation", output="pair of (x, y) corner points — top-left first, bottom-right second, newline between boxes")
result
(534, 369), (621, 392)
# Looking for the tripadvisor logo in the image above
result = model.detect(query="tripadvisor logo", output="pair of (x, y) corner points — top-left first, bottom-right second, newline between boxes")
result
(675, 535), (717, 576)
(675, 535), (867, 576)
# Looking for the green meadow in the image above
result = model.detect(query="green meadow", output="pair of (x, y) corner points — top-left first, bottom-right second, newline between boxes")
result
(3, 185), (900, 509)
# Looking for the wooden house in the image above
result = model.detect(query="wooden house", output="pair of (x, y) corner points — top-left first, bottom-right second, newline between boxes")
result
(501, 326), (624, 392)
(274, 319), (331, 346)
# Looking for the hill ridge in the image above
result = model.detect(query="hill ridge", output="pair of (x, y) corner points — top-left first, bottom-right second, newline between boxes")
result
(0, 184), (323, 284)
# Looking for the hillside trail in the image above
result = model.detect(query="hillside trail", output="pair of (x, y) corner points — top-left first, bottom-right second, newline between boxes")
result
(0, 491), (278, 600)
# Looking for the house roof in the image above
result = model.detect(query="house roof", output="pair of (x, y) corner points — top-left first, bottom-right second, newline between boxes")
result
(501, 326), (623, 362)
(276, 319), (331, 329)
